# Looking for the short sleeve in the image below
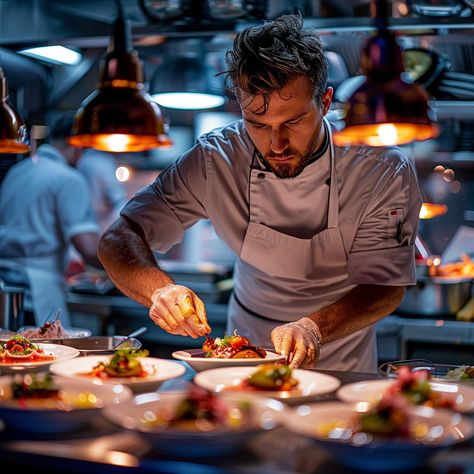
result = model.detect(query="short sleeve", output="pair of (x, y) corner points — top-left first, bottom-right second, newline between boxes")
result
(347, 150), (422, 286)
(121, 144), (209, 253)
(56, 172), (99, 241)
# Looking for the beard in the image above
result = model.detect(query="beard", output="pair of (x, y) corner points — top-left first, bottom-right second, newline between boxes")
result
(261, 134), (320, 179)
(262, 152), (310, 179)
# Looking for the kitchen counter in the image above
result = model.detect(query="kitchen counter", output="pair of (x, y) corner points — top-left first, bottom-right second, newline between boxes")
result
(0, 366), (473, 474)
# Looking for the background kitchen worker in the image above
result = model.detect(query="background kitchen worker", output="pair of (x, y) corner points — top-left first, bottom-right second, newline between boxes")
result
(98, 14), (422, 372)
(0, 118), (102, 326)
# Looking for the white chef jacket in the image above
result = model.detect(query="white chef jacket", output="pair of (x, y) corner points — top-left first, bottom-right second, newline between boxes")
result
(121, 119), (422, 372)
(0, 144), (99, 325)
(76, 149), (128, 232)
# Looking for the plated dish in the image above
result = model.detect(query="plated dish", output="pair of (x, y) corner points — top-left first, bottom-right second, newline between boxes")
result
(379, 359), (474, 383)
(172, 348), (285, 372)
(202, 333), (267, 359)
(336, 371), (474, 414)
(0, 325), (92, 342)
(50, 351), (186, 392)
(282, 401), (474, 471)
(102, 387), (285, 457)
(0, 336), (80, 373)
(0, 372), (132, 433)
(194, 365), (341, 404)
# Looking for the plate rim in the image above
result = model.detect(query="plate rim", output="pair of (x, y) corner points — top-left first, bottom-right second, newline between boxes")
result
(0, 343), (80, 367)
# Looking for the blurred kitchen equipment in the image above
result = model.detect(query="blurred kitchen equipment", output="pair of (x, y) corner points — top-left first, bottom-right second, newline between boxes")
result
(112, 326), (147, 350)
(60, 336), (142, 355)
(407, 0), (468, 17)
(403, 48), (451, 90)
(0, 279), (25, 331)
(398, 275), (472, 316)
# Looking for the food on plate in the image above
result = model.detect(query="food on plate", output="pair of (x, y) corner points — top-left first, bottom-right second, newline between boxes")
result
(317, 394), (412, 440)
(1, 372), (97, 409)
(446, 365), (474, 381)
(202, 332), (266, 359)
(144, 386), (252, 432)
(0, 335), (56, 363)
(357, 393), (411, 437)
(81, 348), (152, 379)
(20, 320), (68, 339)
(386, 366), (454, 408)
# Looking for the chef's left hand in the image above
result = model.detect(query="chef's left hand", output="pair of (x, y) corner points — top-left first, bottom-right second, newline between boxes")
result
(271, 318), (321, 368)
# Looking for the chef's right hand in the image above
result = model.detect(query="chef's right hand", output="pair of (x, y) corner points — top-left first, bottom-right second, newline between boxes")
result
(149, 284), (211, 338)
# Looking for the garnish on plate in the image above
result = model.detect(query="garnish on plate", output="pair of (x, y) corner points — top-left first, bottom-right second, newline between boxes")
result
(144, 386), (252, 432)
(387, 366), (455, 408)
(446, 365), (474, 381)
(82, 348), (151, 379)
(0, 335), (56, 363)
(202, 331), (266, 359)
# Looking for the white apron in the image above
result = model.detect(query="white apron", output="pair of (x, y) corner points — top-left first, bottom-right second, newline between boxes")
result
(227, 120), (378, 372)
(2, 255), (71, 326)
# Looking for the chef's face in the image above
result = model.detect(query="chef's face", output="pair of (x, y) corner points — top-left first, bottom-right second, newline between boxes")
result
(239, 75), (333, 179)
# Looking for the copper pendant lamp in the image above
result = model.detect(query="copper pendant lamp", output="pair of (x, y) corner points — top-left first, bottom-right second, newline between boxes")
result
(0, 67), (30, 154)
(68, 8), (172, 152)
(333, 0), (439, 147)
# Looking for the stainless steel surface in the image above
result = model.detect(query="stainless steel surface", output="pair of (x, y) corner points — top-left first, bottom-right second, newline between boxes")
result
(59, 336), (142, 355)
(398, 275), (473, 316)
(0, 280), (25, 331)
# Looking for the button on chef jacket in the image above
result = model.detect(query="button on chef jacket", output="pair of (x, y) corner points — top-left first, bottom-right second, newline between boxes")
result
(121, 119), (422, 372)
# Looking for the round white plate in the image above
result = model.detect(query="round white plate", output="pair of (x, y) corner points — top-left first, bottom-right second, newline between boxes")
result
(282, 401), (474, 471)
(50, 355), (186, 393)
(194, 366), (341, 404)
(102, 390), (285, 457)
(336, 379), (474, 413)
(0, 343), (80, 374)
(172, 348), (285, 372)
(0, 374), (132, 433)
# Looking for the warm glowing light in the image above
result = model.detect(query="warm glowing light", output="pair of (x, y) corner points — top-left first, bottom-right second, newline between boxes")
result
(419, 203), (448, 219)
(68, 133), (172, 152)
(333, 123), (438, 147)
(116, 166), (131, 182)
(376, 124), (398, 145)
(152, 92), (225, 110)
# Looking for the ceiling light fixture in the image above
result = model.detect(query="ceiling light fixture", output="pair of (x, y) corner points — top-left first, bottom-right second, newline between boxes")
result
(68, 0), (171, 152)
(151, 41), (226, 111)
(332, 0), (439, 147)
(0, 67), (29, 154)
(18, 46), (82, 66)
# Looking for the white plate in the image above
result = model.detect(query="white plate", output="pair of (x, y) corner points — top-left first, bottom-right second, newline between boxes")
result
(194, 366), (341, 404)
(0, 374), (132, 433)
(172, 348), (285, 372)
(50, 355), (186, 393)
(102, 391), (285, 457)
(282, 401), (474, 471)
(336, 379), (474, 413)
(0, 343), (80, 374)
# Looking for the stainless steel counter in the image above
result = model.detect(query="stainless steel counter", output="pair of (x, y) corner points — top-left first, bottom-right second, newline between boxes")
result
(1, 366), (472, 473)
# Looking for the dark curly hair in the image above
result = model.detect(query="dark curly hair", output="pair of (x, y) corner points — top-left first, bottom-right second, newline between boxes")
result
(224, 14), (328, 114)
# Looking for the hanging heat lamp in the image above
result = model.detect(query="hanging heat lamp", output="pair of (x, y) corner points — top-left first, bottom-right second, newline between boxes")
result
(68, 2), (171, 152)
(0, 67), (30, 154)
(332, 0), (439, 147)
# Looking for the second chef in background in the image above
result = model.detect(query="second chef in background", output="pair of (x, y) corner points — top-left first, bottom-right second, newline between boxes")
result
(98, 15), (422, 372)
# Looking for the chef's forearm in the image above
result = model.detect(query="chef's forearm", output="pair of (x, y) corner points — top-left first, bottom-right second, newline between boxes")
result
(98, 217), (174, 307)
(308, 285), (405, 344)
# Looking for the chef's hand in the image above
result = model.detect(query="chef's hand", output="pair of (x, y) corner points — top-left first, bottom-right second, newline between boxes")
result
(149, 284), (211, 338)
(271, 317), (322, 368)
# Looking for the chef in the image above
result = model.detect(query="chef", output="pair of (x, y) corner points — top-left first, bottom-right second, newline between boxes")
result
(0, 119), (102, 327)
(98, 14), (422, 372)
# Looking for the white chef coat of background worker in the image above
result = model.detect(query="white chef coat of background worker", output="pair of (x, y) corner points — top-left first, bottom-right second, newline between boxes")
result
(99, 15), (422, 372)
(0, 143), (100, 326)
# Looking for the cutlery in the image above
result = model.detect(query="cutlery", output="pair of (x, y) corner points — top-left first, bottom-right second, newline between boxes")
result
(112, 326), (148, 350)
